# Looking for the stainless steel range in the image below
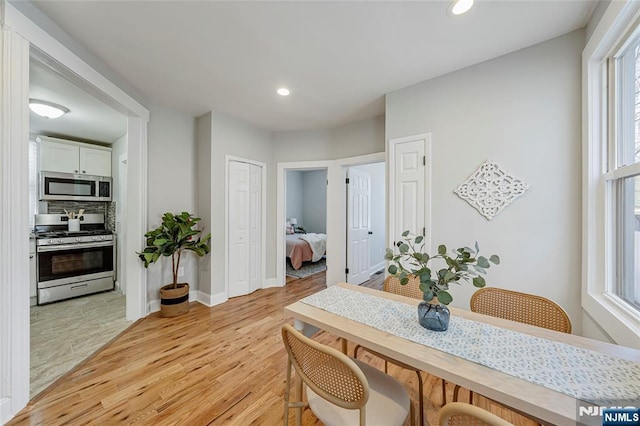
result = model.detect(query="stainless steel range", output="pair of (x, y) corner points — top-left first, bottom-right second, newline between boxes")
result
(34, 213), (115, 304)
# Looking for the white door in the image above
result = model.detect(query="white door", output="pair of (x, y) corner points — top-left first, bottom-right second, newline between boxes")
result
(248, 163), (262, 293)
(228, 160), (262, 297)
(346, 168), (371, 284)
(389, 135), (429, 249)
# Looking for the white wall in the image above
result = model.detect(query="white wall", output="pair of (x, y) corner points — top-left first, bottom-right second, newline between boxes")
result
(332, 115), (385, 159)
(209, 112), (274, 297)
(273, 115), (384, 162)
(286, 170), (304, 226)
(302, 170), (327, 234)
(195, 112), (212, 296)
(353, 162), (385, 272)
(146, 105), (197, 303)
(386, 30), (584, 333)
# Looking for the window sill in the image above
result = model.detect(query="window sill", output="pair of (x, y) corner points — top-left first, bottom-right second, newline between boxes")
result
(583, 290), (640, 349)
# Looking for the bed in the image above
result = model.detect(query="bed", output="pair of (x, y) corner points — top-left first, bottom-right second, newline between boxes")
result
(286, 233), (327, 270)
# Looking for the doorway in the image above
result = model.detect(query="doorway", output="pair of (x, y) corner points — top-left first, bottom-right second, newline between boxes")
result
(28, 55), (132, 397)
(275, 153), (385, 288)
(1, 8), (149, 417)
(284, 168), (328, 281)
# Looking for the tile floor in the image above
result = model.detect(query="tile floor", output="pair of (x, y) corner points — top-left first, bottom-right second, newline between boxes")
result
(30, 291), (132, 398)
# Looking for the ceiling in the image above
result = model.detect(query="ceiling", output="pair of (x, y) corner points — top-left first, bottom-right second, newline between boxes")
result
(30, 59), (127, 143)
(30, 1), (596, 132)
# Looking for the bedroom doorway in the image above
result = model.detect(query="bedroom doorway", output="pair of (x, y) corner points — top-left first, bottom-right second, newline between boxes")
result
(284, 168), (328, 281)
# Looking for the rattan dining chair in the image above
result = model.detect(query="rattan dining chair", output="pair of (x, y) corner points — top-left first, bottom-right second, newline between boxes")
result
(353, 275), (447, 426)
(439, 402), (514, 426)
(282, 323), (413, 426)
(453, 287), (572, 404)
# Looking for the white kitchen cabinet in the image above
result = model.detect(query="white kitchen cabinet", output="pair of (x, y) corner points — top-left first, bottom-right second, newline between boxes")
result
(39, 136), (112, 176)
(79, 147), (111, 176)
(40, 140), (80, 173)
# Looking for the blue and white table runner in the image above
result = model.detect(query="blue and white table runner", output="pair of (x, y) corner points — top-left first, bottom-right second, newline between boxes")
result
(301, 286), (640, 404)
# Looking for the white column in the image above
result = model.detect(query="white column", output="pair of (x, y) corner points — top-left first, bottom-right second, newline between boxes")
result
(0, 25), (31, 422)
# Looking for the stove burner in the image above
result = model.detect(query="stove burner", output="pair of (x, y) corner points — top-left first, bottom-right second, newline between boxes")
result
(36, 229), (112, 238)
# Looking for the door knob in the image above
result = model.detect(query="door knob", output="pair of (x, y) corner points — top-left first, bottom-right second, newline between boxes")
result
(368, 231), (373, 235)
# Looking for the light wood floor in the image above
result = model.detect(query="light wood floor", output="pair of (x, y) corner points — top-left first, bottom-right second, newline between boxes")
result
(9, 272), (536, 425)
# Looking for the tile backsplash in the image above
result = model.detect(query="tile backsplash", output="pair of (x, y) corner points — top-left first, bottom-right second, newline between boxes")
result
(46, 201), (106, 215)
(106, 202), (116, 232)
(44, 201), (116, 232)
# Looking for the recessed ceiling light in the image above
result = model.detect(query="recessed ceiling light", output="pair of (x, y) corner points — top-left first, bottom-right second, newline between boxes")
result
(450, 0), (474, 15)
(277, 88), (290, 96)
(29, 99), (70, 119)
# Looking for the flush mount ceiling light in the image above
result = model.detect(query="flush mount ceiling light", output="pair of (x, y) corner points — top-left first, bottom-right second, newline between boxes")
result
(29, 99), (70, 119)
(277, 88), (290, 96)
(449, 0), (474, 15)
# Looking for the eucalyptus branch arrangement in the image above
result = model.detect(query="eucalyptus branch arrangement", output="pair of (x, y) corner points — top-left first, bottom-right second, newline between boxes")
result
(385, 231), (500, 305)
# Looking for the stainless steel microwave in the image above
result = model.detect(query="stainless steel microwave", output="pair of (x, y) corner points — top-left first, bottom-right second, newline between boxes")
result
(40, 172), (112, 202)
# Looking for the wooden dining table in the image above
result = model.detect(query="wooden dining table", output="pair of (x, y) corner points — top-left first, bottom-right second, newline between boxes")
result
(284, 283), (640, 426)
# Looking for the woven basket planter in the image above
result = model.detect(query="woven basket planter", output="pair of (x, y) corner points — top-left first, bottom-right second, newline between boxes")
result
(159, 283), (190, 317)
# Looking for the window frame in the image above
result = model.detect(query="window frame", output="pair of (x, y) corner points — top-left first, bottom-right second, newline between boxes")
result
(583, 0), (640, 348)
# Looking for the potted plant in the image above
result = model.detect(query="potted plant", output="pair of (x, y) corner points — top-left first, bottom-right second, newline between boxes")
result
(137, 212), (211, 317)
(385, 231), (500, 331)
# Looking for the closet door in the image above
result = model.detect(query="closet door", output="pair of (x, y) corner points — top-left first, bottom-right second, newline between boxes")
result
(389, 135), (429, 248)
(248, 163), (262, 293)
(228, 160), (262, 298)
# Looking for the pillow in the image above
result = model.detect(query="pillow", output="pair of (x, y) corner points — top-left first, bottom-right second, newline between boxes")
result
(286, 221), (294, 235)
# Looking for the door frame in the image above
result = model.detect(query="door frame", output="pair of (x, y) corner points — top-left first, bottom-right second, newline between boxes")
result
(388, 133), (432, 252)
(276, 152), (385, 287)
(225, 156), (267, 299)
(116, 153), (127, 294)
(2, 5), (149, 421)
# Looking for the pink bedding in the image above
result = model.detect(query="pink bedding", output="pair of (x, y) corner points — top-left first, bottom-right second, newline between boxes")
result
(286, 235), (314, 270)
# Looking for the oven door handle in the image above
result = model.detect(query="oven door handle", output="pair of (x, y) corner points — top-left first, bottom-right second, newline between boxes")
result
(37, 241), (114, 252)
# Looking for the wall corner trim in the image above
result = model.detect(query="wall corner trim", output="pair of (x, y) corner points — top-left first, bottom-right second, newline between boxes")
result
(148, 299), (160, 314)
(262, 278), (282, 289)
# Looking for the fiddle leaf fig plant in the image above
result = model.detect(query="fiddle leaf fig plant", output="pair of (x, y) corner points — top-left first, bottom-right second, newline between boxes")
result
(137, 212), (211, 288)
(385, 230), (500, 305)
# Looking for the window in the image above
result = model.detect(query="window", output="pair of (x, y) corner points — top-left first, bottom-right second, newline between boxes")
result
(608, 33), (640, 313)
(584, 1), (640, 345)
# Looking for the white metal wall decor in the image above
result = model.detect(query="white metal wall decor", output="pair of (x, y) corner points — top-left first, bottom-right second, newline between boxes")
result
(454, 160), (529, 220)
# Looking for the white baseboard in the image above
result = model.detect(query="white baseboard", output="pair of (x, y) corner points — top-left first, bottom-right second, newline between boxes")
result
(1, 396), (12, 425)
(147, 289), (215, 313)
(262, 278), (282, 288)
(193, 290), (228, 307)
(193, 290), (211, 307)
(369, 261), (385, 277)
(209, 291), (228, 306)
(148, 298), (160, 314)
